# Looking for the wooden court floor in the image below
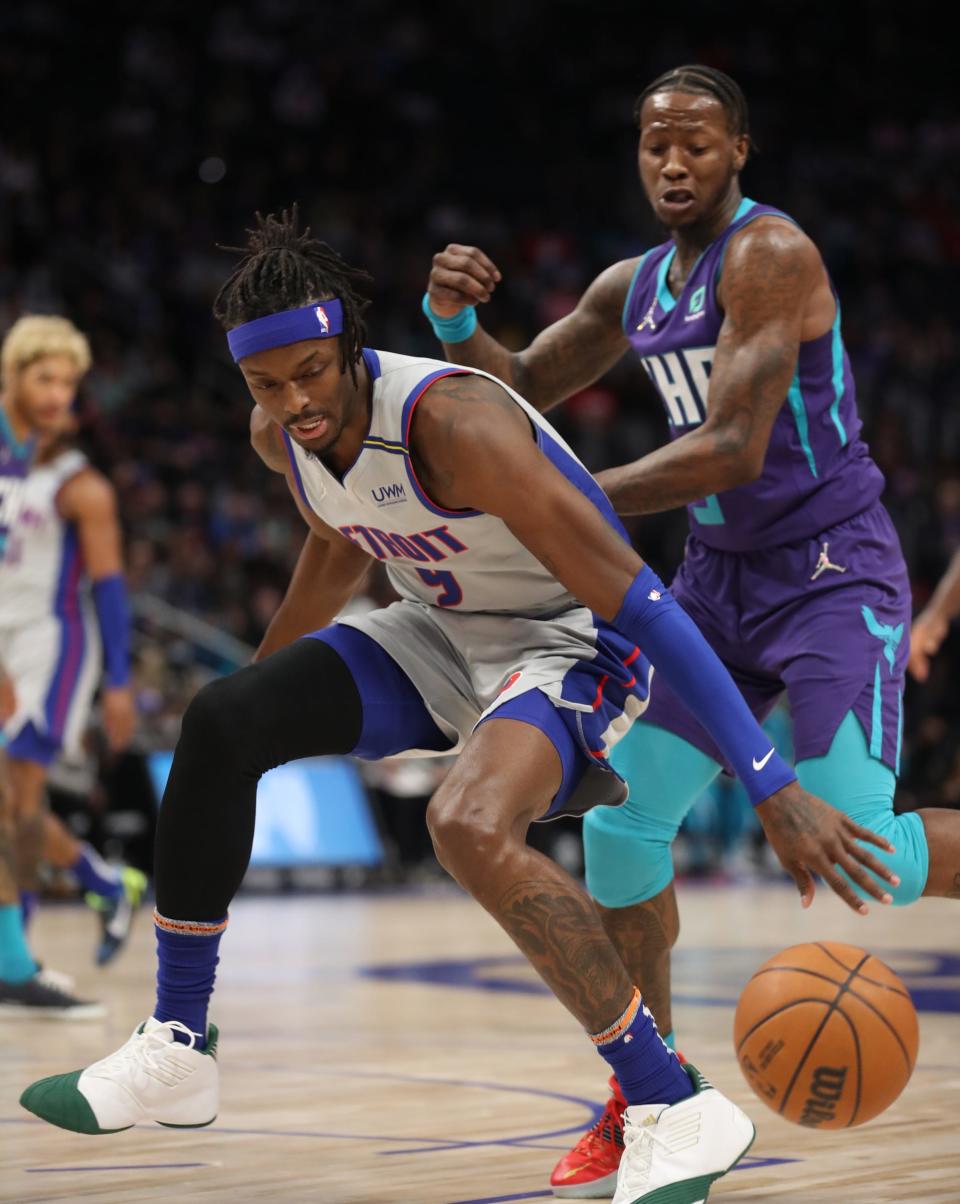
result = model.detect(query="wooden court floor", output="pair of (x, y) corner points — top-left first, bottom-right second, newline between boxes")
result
(2, 883), (958, 1203)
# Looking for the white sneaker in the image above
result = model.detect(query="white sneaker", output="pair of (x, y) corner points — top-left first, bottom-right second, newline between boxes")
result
(20, 1017), (219, 1133)
(612, 1065), (755, 1204)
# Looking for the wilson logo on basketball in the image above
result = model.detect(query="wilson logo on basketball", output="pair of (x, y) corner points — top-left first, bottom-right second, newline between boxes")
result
(799, 1065), (848, 1127)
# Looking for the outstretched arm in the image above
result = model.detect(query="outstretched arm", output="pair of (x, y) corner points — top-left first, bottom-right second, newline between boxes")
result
(425, 246), (634, 412)
(597, 219), (827, 514)
(412, 373), (899, 913)
(250, 408), (371, 660)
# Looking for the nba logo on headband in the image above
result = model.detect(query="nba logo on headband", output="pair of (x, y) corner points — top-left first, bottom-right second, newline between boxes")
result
(226, 298), (345, 362)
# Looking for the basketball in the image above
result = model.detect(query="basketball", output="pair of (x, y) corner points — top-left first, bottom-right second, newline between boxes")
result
(733, 941), (919, 1128)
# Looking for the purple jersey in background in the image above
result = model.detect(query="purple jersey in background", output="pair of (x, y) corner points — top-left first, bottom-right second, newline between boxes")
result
(623, 198), (885, 551)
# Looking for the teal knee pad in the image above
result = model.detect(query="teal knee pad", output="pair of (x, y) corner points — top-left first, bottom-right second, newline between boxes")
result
(851, 810), (928, 906)
(583, 806), (677, 908)
(797, 712), (929, 906)
(585, 724), (720, 909)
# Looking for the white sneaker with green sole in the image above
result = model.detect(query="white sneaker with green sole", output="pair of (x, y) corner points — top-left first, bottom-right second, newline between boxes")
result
(611, 1065), (756, 1204)
(20, 1017), (218, 1133)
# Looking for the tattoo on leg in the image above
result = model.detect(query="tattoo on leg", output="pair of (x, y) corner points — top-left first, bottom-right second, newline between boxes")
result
(597, 887), (679, 1034)
(948, 871), (960, 900)
(497, 877), (634, 1032)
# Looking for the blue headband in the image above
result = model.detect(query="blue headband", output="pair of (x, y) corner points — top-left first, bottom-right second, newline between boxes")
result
(226, 299), (344, 362)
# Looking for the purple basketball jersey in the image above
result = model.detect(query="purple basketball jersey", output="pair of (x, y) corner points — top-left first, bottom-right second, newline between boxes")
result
(623, 198), (885, 551)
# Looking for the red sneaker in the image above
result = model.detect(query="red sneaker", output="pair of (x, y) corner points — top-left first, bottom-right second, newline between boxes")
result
(549, 1075), (626, 1199)
(549, 1053), (688, 1199)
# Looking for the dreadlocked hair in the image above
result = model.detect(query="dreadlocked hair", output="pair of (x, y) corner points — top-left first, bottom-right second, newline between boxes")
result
(213, 205), (372, 386)
(634, 65), (753, 154)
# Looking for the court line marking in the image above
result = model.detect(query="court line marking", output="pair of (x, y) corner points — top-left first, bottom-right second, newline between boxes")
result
(360, 949), (960, 1014)
(26, 1163), (214, 1173)
(447, 1193), (551, 1204)
(446, 1158), (803, 1204)
(234, 1064), (605, 1153)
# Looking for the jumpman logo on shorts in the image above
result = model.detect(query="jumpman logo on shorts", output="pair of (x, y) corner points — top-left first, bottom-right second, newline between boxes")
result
(810, 541), (846, 580)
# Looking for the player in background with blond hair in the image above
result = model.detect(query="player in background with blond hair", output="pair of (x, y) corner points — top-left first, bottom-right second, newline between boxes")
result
(0, 316), (144, 1018)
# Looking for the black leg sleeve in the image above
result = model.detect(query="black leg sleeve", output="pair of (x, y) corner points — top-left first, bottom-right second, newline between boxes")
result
(154, 638), (363, 920)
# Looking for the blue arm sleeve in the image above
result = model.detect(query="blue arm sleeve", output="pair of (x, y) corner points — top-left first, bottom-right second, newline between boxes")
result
(92, 573), (132, 688)
(615, 565), (796, 806)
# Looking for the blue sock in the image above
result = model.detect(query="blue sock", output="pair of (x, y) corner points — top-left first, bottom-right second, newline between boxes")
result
(71, 843), (123, 900)
(592, 989), (692, 1106)
(154, 912), (226, 1047)
(20, 891), (38, 930)
(0, 902), (39, 984)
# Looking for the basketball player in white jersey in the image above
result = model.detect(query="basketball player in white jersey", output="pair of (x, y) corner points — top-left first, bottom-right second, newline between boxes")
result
(22, 213), (897, 1204)
(0, 316), (143, 1018)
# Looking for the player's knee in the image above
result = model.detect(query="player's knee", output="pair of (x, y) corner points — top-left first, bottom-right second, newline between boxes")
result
(846, 810), (928, 907)
(426, 784), (510, 882)
(180, 675), (261, 767)
(582, 804), (678, 910)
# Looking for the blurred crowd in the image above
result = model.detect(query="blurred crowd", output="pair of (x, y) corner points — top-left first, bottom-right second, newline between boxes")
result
(2, 3), (959, 864)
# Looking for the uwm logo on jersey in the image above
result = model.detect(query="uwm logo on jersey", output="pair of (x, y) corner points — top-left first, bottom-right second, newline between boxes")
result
(371, 482), (406, 506)
(641, 346), (715, 428)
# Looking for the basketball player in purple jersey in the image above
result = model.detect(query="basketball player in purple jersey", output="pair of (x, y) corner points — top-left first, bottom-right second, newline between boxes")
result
(21, 211), (895, 1204)
(425, 64), (960, 1197)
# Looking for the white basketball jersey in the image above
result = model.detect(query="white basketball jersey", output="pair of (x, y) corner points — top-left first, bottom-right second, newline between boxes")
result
(281, 350), (629, 618)
(0, 447), (90, 628)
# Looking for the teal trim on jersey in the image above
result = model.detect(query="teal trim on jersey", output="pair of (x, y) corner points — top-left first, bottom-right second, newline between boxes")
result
(869, 657), (883, 759)
(828, 303), (849, 446)
(656, 204), (755, 316)
(786, 374), (818, 477)
(657, 200), (772, 317)
(732, 197), (755, 222)
(655, 247), (678, 314)
(621, 252), (649, 334)
(861, 604), (904, 673)
(692, 493), (725, 525)
(0, 406), (32, 459)
(861, 602), (906, 765)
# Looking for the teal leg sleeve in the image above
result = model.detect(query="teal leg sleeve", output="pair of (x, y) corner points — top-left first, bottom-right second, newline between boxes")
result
(584, 723), (721, 908)
(796, 711), (928, 905)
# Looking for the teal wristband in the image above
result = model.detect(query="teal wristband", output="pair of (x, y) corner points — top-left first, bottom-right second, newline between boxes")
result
(421, 293), (478, 343)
